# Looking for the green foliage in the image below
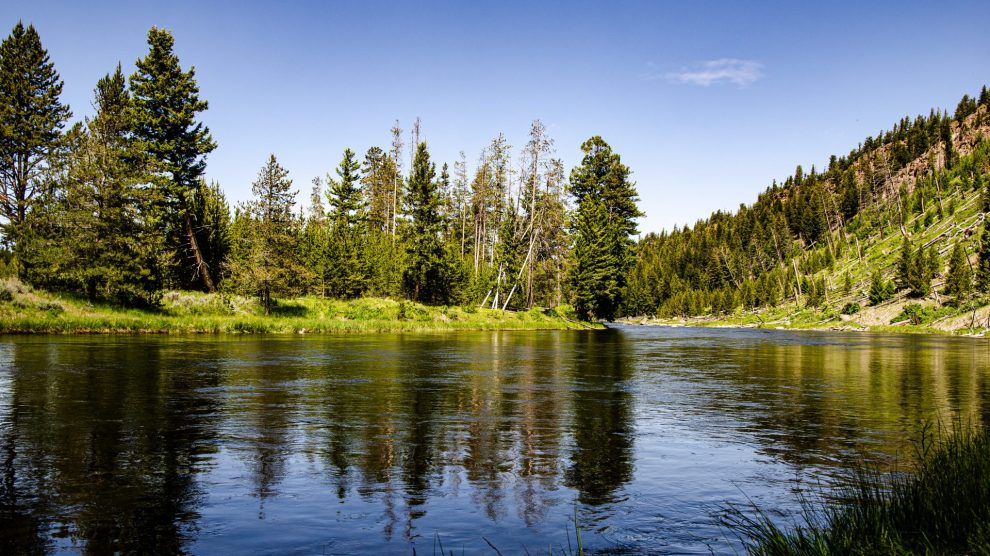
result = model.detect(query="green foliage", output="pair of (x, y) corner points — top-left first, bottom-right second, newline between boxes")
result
(403, 142), (462, 305)
(15, 66), (163, 307)
(570, 136), (642, 321)
(227, 155), (302, 314)
(0, 21), (71, 252)
(730, 424), (990, 556)
(805, 276), (826, 308)
(892, 303), (946, 325)
(945, 242), (973, 302)
(325, 148), (369, 298)
(979, 218), (990, 293)
(36, 300), (64, 315)
(129, 26), (218, 291)
(897, 238), (938, 298)
(840, 302), (861, 315)
(868, 272), (895, 305)
(621, 88), (988, 320)
(191, 180), (231, 286)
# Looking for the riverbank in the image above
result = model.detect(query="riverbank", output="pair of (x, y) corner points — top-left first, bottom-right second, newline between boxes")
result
(729, 424), (990, 555)
(0, 280), (598, 334)
(620, 293), (990, 337)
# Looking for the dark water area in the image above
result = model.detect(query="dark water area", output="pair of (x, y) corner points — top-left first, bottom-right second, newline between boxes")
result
(1, 327), (988, 554)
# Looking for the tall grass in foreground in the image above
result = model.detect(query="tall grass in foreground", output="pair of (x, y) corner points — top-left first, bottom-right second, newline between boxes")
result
(725, 423), (990, 555)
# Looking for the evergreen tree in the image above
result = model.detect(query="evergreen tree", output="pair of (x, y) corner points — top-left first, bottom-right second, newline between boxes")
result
(978, 219), (990, 293)
(325, 148), (367, 298)
(569, 136), (642, 320)
(869, 272), (894, 305)
(361, 146), (396, 234)
(229, 155), (299, 314)
(0, 22), (71, 256)
(59, 66), (161, 305)
(898, 239), (937, 298)
(300, 177), (329, 296)
(191, 179), (231, 286)
(403, 142), (460, 304)
(129, 27), (218, 291)
(945, 242), (972, 302)
(805, 276), (825, 307)
(572, 197), (621, 318)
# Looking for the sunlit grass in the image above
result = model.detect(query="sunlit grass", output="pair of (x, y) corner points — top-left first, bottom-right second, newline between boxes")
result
(726, 422), (990, 555)
(0, 282), (599, 334)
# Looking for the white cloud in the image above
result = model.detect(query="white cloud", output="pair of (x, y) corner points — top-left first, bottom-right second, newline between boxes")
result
(662, 58), (764, 88)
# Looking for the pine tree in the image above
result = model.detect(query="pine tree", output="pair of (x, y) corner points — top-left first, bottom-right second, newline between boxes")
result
(572, 197), (620, 318)
(403, 142), (460, 304)
(129, 27), (218, 292)
(0, 22), (71, 255)
(229, 155), (299, 314)
(945, 242), (972, 302)
(361, 146), (395, 234)
(899, 241), (936, 298)
(191, 179), (231, 286)
(896, 236), (914, 291)
(978, 219), (990, 293)
(299, 177), (328, 295)
(59, 66), (162, 305)
(325, 148), (367, 298)
(569, 136), (643, 320)
(869, 271), (894, 305)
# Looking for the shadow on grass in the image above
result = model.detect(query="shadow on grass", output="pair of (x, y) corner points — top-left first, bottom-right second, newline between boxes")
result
(269, 302), (309, 317)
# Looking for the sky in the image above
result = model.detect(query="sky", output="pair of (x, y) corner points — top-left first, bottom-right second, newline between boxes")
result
(3, 1), (989, 234)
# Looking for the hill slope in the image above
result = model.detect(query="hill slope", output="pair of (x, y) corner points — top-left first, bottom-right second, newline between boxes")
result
(623, 88), (990, 334)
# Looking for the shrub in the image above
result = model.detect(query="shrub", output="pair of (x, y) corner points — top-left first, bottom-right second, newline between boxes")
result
(37, 301), (64, 315)
(892, 303), (939, 325)
(841, 302), (861, 315)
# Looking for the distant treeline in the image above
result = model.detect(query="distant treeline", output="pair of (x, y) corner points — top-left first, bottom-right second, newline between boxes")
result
(0, 23), (641, 320)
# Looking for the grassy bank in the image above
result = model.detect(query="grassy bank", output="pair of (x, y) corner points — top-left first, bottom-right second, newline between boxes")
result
(620, 295), (990, 337)
(727, 424), (990, 555)
(0, 279), (598, 334)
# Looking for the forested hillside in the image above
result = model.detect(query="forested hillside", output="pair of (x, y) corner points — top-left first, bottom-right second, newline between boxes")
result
(623, 88), (990, 331)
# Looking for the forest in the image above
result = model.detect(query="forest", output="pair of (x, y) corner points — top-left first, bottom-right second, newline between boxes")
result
(0, 23), (640, 322)
(3, 21), (990, 326)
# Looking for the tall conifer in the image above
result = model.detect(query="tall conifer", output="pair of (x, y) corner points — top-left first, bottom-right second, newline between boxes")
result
(0, 22), (71, 253)
(129, 27), (218, 291)
(569, 136), (642, 320)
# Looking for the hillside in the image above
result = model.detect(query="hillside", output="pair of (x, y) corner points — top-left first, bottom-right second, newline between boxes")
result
(622, 88), (990, 335)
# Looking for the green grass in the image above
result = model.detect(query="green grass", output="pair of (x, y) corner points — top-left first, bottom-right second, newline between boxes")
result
(726, 423), (990, 555)
(0, 283), (599, 334)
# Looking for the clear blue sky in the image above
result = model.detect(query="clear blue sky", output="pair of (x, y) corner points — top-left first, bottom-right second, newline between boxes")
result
(3, 1), (989, 233)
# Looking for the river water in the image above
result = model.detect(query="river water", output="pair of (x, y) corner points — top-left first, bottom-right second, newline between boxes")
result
(1, 326), (988, 554)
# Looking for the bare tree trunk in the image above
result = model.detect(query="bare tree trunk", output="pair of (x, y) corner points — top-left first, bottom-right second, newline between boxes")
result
(880, 152), (908, 238)
(934, 173), (946, 215)
(793, 258), (803, 303)
(184, 210), (216, 292)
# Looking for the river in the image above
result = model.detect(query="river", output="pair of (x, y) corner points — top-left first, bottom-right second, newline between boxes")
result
(1, 326), (988, 554)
